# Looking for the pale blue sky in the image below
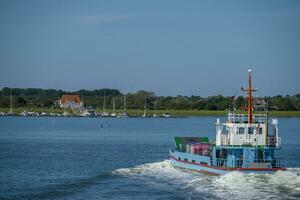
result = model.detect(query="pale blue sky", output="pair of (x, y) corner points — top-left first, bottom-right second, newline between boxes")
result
(0, 0), (299, 96)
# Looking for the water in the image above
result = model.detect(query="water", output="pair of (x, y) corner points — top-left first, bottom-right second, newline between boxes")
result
(0, 116), (299, 200)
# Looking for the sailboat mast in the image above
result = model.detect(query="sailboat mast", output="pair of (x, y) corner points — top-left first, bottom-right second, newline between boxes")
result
(103, 90), (106, 112)
(123, 95), (126, 111)
(113, 97), (115, 113)
(144, 96), (147, 116)
(154, 99), (157, 116)
(10, 88), (12, 113)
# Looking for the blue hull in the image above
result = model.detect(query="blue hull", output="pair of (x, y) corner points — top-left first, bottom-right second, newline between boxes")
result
(170, 150), (286, 175)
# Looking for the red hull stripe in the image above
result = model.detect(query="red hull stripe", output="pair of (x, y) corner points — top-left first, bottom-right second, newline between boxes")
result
(170, 155), (287, 171)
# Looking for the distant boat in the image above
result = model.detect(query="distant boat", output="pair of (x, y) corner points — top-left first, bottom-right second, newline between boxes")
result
(20, 110), (28, 116)
(118, 95), (129, 117)
(27, 112), (35, 116)
(8, 88), (14, 115)
(117, 112), (129, 117)
(110, 97), (117, 117)
(62, 111), (69, 117)
(101, 91), (110, 117)
(142, 96), (147, 118)
(163, 113), (171, 118)
(153, 100), (157, 118)
(102, 112), (110, 117)
(78, 109), (91, 117)
(50, 112), (56, 117)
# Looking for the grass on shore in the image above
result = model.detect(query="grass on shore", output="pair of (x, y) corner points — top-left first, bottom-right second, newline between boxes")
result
(1, 107), (300, 117)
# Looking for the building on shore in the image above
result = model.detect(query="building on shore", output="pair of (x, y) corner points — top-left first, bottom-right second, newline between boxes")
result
(59, 95), (82, 109)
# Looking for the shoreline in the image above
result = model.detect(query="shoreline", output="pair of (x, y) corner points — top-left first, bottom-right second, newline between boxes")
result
(0, 108), (300, 117)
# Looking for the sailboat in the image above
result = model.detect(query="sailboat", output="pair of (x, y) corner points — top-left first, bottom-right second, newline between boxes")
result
(101, 91), (109, 117)
(142, 96), (147, 118)
(8, 88), (14, 115)
(110, 97), (117, 117)
(117, 95), (129, 117)
(153, 100), (157, 118)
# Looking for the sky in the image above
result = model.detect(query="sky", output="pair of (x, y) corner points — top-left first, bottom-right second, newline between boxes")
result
(0, 0), (299, 97)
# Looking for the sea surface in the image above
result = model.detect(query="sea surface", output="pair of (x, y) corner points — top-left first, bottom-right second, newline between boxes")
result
(0, 116), (300, 200)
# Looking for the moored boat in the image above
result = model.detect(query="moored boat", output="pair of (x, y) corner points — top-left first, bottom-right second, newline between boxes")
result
(170, 69), (286, 175)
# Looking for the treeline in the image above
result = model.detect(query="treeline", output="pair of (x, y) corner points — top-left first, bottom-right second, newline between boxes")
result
(0, 87), (299, 111)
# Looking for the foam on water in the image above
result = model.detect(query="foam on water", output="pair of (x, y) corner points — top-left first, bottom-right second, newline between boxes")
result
(113, 160), (300, 199)
(113, 160), (197, 184)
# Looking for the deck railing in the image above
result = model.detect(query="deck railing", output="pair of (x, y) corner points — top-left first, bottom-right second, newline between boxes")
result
(219, 136), (281, 147)
(227, 113), (267, 123)
(214, 158), (285, 168)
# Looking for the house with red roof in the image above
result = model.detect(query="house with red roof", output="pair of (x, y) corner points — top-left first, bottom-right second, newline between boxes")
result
(59, 95), (82, 109)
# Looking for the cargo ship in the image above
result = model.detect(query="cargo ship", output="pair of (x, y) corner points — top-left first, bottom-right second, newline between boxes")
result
(169, 69), (286, 175)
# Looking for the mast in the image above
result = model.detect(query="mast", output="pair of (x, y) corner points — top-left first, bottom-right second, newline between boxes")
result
(154, 99), (157, 116)
(103, 90), (106, 112)
(248, 69), (253, 123)
(9, 88), (12, 113)
(112, 97), (115, 113)
(143, 96), (147, 116)
(242, 69), (256, 124)
(123, 95), (126, 112)
(266, 102), (269, 144)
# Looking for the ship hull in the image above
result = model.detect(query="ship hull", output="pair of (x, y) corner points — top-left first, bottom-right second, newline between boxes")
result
(170, 150), (286, 175)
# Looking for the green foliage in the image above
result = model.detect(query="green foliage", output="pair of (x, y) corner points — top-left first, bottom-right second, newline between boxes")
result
(0, 87), (299, 111)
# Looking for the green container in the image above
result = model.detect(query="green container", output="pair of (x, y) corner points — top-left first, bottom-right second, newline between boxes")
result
(174, 137), (210, 149)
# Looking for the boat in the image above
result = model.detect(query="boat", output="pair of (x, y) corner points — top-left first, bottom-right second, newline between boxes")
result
(101, 91), (110, 117)
(8, 88), (14, 115)
(153, 100), (157, 118)
(110, 97), (117, 117)
(20, 110), (28, 116)
(169, 69), (286, 175)
(78, 109), (91, 117)
(117, 95), (129, 117)
(62, 111), (70, 117)
(163, 113), (171, 118)
(142, 96), (147, 118)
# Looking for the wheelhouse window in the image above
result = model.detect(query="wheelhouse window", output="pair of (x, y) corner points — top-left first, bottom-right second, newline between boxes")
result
(248, 127), (254, 134)
(238, 127), (245, 134)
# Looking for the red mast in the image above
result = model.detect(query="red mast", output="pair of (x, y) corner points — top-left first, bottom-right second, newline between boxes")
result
(248, 69), (253, 123)
(242, 69), (256, 124)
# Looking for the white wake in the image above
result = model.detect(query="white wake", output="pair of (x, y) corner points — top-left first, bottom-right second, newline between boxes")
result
(113, 161), (300, 199)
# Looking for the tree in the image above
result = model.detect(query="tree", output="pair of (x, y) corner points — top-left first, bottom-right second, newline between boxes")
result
(15, 97), (27, 107)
